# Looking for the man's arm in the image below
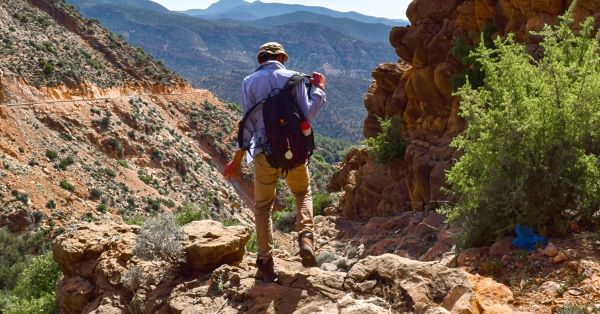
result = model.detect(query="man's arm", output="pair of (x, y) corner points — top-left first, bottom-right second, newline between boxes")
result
(223, 78), (253, 179)
(224, 149), (245, 179)
(295, 72), (327, 121)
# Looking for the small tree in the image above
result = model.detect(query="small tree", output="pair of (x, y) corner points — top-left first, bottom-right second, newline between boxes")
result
(442, 11), (600, 248)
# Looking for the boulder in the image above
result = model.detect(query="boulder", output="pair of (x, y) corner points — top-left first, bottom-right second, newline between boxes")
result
(183, 220), (251, 272)
(344, 254), (475, 313)
(490, 236), (514, 257)
(0, 208), (34, 233)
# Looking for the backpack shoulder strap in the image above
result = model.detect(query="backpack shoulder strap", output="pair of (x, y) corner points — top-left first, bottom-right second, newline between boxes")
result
(237, 99), (264, 150)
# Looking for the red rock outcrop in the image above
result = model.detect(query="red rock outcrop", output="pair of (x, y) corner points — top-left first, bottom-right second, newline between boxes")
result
(333, 0), (600, 216)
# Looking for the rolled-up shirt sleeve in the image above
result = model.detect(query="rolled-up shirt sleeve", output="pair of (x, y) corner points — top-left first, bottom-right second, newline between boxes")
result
(294, 79), (327, 121)
(239, 79), (254, 150)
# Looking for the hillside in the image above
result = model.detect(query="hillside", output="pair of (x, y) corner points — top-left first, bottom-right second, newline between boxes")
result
(183, 0), (409, 26)
(248, 11), (393, 44)
(0, 0), (253, 235)
(67, 0), (399, 141)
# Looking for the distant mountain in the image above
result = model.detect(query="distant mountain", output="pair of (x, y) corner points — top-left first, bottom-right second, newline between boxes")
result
(67, 0), (399, 140)
(73, 0), (170, 13)
(248, 11), (392, 43)
(182, 0), (408, 26)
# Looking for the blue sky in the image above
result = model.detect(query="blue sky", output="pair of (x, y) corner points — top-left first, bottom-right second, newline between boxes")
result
(152, 0), (411, 20)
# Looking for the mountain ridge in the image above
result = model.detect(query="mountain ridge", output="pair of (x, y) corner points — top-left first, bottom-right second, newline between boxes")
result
(181, 0), (408, 26)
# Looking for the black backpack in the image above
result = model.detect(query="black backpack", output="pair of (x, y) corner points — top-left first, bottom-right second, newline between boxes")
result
(238, 74), (315, 172)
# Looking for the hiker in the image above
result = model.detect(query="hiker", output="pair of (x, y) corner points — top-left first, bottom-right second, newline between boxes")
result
(223, 42), (327, 283)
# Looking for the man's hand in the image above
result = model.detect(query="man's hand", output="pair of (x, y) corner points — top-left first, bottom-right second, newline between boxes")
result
(311, 72), (326, 90)
(223, 150), (245, 179)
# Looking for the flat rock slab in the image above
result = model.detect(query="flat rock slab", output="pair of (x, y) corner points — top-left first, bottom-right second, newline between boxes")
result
(183, 220), (251, 272)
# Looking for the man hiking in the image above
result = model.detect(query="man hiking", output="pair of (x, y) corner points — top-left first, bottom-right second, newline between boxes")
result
(223, 42), (327, 283)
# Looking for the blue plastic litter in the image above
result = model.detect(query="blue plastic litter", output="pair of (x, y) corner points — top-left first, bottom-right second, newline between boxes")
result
(511, 224), (547, 251)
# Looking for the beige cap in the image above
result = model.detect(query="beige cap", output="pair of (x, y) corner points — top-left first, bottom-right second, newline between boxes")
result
(257, 42), (289, 63)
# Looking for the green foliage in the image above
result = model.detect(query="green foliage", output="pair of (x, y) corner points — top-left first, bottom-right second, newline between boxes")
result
(45, 200), (56, 209)
(450, 23), (496, 90)
(133, 214), (185, 263)
(175, 202), (209, 226)
(222, 218), (240, 227)
(363, 117), (408, 164)
(273, 210), (296, 233)
(0, 230), (47, 290)
(555, 303), (586, 314)
(442, 13), (600, 248)
(45, 150), (58, 160)
(59, 180), (74, 192)
(314, 134), (354, 163)
(89, 188), (102, 199)
(0, 233), (59, 314)
(57, 156), (74, 171)
(313, 192), (332, 216)
(13, 253), (60, 300)
(96, 203), (108, 213)
(245, 232), (257, 253)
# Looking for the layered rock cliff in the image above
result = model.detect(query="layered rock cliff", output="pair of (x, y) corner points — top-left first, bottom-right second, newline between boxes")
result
(331, 0), (600, 217)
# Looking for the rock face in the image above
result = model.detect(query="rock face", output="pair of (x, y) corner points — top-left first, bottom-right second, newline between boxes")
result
(332, 0), (600, 216)
(53, 221), (513, 313)
(184, 220), (251, 271)
(53, 220), (252, 314)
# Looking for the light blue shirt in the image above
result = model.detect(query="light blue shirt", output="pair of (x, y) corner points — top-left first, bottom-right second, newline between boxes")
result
(240, 61), (327, 163)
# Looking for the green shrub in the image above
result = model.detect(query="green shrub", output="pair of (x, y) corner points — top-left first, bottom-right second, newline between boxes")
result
(133, 214), (185, 263)
(0, 231), (47, 290)
(441, 12), (600, 248)
(45, 200), (56, 209)
(245, 232), (257, 253)
(555, 303), (586, 314)
(313, 193), (333, 217)
(45, 150), (58, 160)
(57, 156), (74, 171)
(2, 253), (60, 313)
(222, 218), (240, 227)
(175, 202), (208, 226)
(273, 210), (296, 233)
(59, 180), (74, 192)
(363, 117), (408, 164)
(13, 253), (61, 300)
(89, 188), (102, 199)
(96, 203), (108, 213)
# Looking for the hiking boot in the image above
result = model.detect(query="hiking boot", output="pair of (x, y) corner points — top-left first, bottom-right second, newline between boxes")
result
(298, 232), (317, 267)
(256, 257), (279, 283)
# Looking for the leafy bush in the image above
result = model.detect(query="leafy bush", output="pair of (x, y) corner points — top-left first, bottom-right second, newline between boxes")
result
(89, 188), (102, 199)
(12, 253), (61, 300)
(245, 232), (257, 253)
(442, 13), (600, 248)
(0, 234), (59, 314)
(273, 210), (296, 233)
(175, 202), (208, 226)
(555, 303), (586, 314)
(57, 156), (74, 171)
(45, 150), (58, 160)
(133, 214), (185, 263)
(59, 180), (74, 192)
(313, 193), (333, 216)
(0, 230), (47, 290)
(364, 117), (408, 164)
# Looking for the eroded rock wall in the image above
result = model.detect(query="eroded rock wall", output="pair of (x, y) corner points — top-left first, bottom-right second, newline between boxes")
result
(332, 0), (600, 217)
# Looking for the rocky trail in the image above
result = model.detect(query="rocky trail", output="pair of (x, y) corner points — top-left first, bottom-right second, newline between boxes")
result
(51, 209), (600, 313)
